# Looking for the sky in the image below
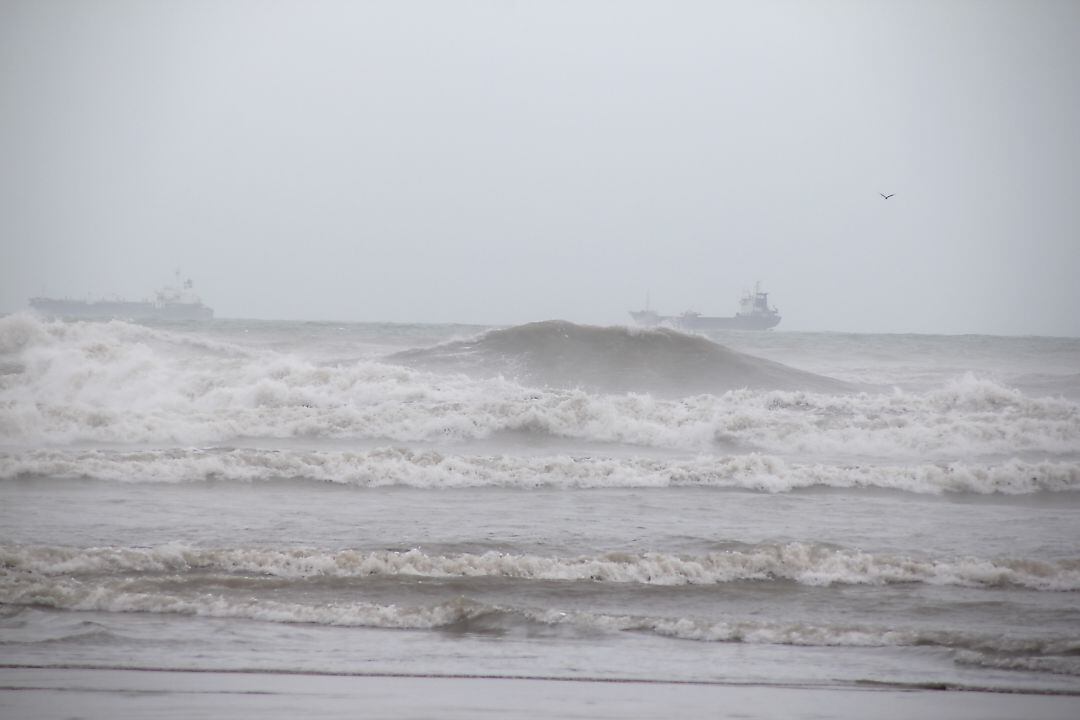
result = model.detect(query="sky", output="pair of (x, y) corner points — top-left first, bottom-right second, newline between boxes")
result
(1, 0), (1078, 335)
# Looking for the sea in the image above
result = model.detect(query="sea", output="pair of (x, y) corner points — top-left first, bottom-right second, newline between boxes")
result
(2, 313), (1079, 705)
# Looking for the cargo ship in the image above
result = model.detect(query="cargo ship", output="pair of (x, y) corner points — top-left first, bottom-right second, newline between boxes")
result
(29, 274), (214, 321)
(630, 283), (781, 331)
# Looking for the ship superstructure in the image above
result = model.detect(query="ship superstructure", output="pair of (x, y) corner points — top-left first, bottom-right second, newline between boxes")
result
(630, 283), (780, 331)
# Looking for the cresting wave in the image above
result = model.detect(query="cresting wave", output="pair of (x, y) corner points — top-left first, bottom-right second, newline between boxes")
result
(2, 314), (1078, 457)
(4, 448), (1080, 495)
(5, 543), (1079, 591)
(3, 578), (1079, 676)
(389, 320), (852, 396)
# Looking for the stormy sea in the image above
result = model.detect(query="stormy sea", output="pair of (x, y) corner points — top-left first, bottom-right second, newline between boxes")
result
(2, 313), (1079, 717)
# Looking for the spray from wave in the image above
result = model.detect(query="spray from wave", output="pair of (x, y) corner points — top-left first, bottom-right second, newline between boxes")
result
(2, 314), (1078, 458)
(4, 448), (1079, 495)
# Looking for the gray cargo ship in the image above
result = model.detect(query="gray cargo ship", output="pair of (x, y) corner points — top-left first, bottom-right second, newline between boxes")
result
(630, 284), (781, 331)
(30, 275), (214, 321)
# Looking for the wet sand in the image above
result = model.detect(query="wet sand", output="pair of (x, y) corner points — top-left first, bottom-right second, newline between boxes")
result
(2, 667), (1078, 720)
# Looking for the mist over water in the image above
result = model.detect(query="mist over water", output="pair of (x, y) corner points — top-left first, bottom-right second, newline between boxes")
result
(3, 2), (1080, 337)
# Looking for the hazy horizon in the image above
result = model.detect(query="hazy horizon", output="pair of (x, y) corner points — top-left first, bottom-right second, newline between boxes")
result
(2, 1), (1078, 336)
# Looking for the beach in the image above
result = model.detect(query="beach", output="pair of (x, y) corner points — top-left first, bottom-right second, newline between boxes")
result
(4, 668), (1079, 720)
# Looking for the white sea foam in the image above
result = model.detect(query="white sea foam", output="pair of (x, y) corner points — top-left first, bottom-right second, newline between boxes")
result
(3, 447), (1079, 495)
(954, 649), (1080, 677)
(4, 542), (1078, 591)
(0, 573), (484, 630)
(2, 314), (1078, 457)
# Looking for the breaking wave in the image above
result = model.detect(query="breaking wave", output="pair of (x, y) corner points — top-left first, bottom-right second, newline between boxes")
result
(2, 315), (1077, 458)
(3, 569), (1079, 676)
(4, 448), (1079, 495)
(5, 542), (1079, 591)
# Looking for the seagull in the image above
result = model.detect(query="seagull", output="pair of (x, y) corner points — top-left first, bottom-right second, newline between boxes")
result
(880, 193), (895, 199)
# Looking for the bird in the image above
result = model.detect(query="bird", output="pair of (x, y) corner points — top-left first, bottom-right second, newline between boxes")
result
(880, 193), (895, 199)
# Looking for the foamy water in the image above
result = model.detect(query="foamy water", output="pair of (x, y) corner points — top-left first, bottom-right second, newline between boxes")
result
(1, 314), (1079, 693)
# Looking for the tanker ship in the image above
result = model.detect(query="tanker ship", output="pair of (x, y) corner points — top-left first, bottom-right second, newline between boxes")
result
(30, 274), (214, 321)
(630, 283), (780, 331)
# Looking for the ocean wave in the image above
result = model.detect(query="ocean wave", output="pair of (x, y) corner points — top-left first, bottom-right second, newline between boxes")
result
(2, 575), (1078, 674)
(4, 542), (1078, 591)
(2, 314), (1077, 457)
(4, 448), (1079, 495)
(389, 320), (852, 396)
(954, 649), (1080, 677)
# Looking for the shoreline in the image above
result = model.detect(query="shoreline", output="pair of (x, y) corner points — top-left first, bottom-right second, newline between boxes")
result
(4, 667), (1079, 720)
(3, 663), (1078, 696)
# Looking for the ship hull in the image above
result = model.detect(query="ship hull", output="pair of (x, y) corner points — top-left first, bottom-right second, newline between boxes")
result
(30, 298), (213, 321)
(630, 284), (781, 331)
(672, 314), (780, 331)
(629, 311), (780, 331)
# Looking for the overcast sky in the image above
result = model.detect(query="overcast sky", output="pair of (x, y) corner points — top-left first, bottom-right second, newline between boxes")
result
(1, 0), (1078, 335)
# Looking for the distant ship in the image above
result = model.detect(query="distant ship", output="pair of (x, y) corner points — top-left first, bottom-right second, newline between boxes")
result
(630, 283), (781, 331)
(30, 274), (214, 321)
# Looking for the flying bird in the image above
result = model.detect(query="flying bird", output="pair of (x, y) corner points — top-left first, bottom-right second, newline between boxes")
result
(880, 193), (895, 199)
